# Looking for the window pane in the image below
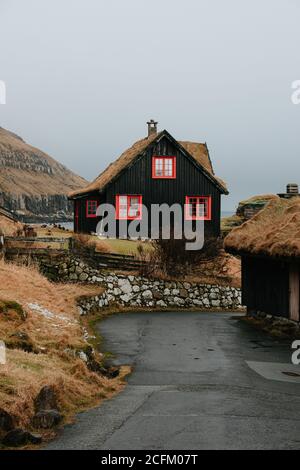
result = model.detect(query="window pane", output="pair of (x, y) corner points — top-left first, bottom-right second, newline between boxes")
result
(119, 196), (127, 205)
(164, 158), (173, 176)
(87, 200), (97, 215)
(197, 203), (205, 217)
(155, 158), (163, 176)
(128, 196), (140, 217)
(117, 196), (127, 218)
(186, 196), (210, 219)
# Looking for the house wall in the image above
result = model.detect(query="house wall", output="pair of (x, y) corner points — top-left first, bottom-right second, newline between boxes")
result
(242, 255), (290, 318)
(73, 192), (102, 234)
(105, 136), (222, 238)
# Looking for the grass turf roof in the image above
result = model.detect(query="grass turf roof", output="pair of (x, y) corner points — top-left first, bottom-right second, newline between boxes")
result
(69, 131), (228, 198)
(224, 196), (300, 259)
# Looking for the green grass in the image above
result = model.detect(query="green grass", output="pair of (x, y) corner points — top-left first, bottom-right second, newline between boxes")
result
(93, 237), (153, 256)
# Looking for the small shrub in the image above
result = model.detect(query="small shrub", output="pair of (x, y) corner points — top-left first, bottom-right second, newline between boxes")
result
(138, 234), (223, 276)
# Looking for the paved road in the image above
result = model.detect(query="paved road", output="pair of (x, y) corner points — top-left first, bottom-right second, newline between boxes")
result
(46, 312), (300, 450)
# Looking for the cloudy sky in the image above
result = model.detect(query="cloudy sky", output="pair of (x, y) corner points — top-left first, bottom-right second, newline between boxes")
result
(0, 0), (299, 210)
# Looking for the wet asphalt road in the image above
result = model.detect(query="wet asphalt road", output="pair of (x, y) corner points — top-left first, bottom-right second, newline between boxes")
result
(46, 312), (300, 450)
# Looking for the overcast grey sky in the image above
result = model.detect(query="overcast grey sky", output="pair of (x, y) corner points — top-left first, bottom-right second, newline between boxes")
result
(0, 0), (300, 210)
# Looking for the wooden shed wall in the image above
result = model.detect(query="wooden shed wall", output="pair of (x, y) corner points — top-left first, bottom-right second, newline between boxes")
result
(242, 255), (290, 317)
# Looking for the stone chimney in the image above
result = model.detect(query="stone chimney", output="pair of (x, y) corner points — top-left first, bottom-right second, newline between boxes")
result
(278, 183), (299, 199)
(286, 183), (299, 195)
(147, 119), (158, 138)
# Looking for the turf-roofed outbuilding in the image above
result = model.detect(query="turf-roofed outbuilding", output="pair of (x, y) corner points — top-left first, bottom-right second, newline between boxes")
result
(225, 195), (300, 321)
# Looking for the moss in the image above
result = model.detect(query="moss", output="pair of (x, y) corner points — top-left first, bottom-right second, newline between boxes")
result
(0, 300), (26, 321)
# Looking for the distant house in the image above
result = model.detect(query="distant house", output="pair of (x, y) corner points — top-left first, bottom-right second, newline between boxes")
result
(69, 121), (228, 238)
(225, 186), (300, 322)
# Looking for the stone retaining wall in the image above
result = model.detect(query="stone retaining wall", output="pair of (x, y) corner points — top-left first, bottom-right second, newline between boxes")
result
(36, 254), (242, 313)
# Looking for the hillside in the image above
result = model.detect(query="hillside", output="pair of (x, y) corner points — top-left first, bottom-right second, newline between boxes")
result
(0, 127), (88, 222)
(0, 261), (127, 446)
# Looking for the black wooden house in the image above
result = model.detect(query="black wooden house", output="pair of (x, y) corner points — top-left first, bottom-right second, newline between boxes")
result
(69, 121), (228, 238)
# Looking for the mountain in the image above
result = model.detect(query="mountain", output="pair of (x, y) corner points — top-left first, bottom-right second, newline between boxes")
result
(0, 127), (88, 222)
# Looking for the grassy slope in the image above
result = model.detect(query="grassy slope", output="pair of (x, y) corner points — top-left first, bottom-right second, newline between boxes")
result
(0, 261), (127, 440)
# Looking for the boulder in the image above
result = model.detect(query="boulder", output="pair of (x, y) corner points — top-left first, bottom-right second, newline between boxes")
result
(0, 408), (15, 432)
(31, 410), (62, 429)
(2, 429), (42, 447)
(34, 385), (59, 413)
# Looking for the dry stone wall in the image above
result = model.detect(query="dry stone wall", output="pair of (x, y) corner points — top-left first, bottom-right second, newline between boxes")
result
(38, 254), (242, 313)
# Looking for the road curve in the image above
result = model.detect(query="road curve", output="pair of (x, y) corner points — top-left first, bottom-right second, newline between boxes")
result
(46, 312), (300, 450)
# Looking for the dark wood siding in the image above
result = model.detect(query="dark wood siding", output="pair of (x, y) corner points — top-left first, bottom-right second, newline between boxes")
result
(105, 136), (222, 238)
(73, 192), (102, 233)
(242, 256), (290, 317)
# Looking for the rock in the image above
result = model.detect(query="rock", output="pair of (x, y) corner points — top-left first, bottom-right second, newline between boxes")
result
(209, 292), (218, 300)
(106, 294), (115, 302)
(156, 300), (167, 308)
(142, 290), (153, 300)
(164, 288), (171, 296)
(7, 331), (36, 353)
(31, 410), (62, 429)
(172, 289), (180, 296)
(69, 273), (78, 280)
(0, 408), (15, 432)
(87, 359), (107, 374)
(113, 287), (121, 296)
(78, 351), (88, 362)
(183, 282), (191, 289)
(120, 294), (131, 303)
(153, 291), (163, 300)
(174, 296), (184, 306)
(2, 429), (42, 447)
(107, 366), (120, 379)
(211, 300), (221, 307)
(34, 385), (59, 413)
(132, 285), (140, 293)
(179, 288), (188, 298)
(120, 282), (132, 295)
(79, 272), (89, 282)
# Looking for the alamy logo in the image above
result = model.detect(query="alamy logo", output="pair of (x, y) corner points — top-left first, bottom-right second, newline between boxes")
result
(0, 341), (6, 365)
(291, 340), (300, 365)
(0, 81), (6, 104)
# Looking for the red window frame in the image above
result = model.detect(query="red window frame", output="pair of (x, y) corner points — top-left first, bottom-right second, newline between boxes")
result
(86, 200), (98, 218)
(185, 196), (212, 221)
(152, 156), (176, 179)
(116, 195), (143, 220)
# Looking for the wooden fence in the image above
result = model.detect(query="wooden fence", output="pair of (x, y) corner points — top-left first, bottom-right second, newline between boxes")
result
(3, 236), (147, 271)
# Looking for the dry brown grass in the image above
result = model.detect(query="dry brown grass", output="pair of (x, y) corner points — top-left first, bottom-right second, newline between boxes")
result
(74, 233), (109, 253)
(0, 214), (22, 236)
(0, 261), (127, 436)
(225, 196), (300, 258)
